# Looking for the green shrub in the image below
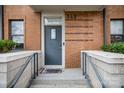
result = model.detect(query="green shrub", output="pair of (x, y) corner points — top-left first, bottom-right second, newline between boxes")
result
(101, 42), (124, 54)
(0, 40), (16, 53)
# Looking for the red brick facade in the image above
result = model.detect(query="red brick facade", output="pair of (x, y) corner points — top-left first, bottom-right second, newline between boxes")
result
(3, 5), (124, 68)
(65, 11), (103, 68)
(4, 5), (41, 50)
(106, 5), (124, 44)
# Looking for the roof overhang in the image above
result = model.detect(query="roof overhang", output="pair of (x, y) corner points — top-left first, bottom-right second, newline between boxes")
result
(30, 5), (105, 12)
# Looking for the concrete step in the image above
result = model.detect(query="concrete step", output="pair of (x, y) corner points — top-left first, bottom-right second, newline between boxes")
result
(30, 80), (91, 88)
(30, 84), (90, 88)
(36, 74), (83, 80)
(31, 80), (89, 85)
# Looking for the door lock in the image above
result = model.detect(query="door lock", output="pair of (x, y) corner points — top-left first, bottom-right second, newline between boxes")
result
(63, 42), (65, 46)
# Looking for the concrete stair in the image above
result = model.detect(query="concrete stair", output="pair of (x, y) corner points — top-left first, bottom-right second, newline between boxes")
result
(30, 68), (91, 88)
(30, 79), (91, 88)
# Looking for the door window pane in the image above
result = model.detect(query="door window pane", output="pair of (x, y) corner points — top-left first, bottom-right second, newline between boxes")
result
(51, 29), (56, 39)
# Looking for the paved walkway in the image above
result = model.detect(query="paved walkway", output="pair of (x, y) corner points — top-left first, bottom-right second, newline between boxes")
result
(30, 68), (91, 88)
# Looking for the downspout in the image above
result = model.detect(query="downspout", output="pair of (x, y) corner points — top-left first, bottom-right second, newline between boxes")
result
(2, 5), (4, 40)
(103, 8), (107, 45)
(0, 5), (3, 40)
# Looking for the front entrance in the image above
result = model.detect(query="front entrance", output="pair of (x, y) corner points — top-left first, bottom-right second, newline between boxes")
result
(45, 26), (62, 65)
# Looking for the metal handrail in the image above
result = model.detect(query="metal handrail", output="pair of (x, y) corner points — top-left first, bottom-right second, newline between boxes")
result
(83, 52), (105, 88)
(8, 53), (39, 88)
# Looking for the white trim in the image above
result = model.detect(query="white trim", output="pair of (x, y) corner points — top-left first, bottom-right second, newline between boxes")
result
(80, 51), (83, 69)
(41, 12), (65, 68)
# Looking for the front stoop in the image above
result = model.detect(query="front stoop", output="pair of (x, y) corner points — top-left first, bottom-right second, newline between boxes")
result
(30, 68), (91, 88)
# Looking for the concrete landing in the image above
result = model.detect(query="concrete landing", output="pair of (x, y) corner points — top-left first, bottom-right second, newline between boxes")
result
(30, 68), (91, 88)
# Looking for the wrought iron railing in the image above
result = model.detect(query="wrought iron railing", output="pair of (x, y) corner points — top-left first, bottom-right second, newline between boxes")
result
(7, 53), (39, 88)
(82, 52), (105, 88)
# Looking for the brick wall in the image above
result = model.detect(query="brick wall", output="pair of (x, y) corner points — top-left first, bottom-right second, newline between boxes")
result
(65, 11), (103, 68)
(4, 5), (124, 68)
(106, 5), (124, 44)
(4, 5), (41, 50)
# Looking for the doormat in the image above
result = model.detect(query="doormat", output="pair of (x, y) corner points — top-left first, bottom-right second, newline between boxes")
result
(43, 69), (62, 74)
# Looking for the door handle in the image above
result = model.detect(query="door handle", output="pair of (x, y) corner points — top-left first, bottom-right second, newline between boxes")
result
(59, 45), (62, 49)
(59, 42), (65, 49)
(63, 42), (65, 46)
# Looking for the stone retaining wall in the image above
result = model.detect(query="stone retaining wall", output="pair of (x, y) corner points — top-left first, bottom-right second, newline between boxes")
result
(81, 50), (124, 88)
(0, 51), (42, 88)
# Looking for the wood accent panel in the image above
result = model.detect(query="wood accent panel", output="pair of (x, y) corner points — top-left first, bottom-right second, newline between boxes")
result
(66, 39), (93, 41)
(66, 19), (93, 21)
(66, 26), (93, 28)
(65, 12), (94, 21)
(65, 32), (93, 34)
(65, 11), (103, 68)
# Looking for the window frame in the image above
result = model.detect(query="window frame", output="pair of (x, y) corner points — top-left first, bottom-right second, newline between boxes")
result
(110, 19), (124, 42)
(9, 19), (24, 49)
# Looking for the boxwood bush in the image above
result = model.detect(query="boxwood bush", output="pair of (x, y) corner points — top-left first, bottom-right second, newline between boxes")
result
(0, 40), (17, 53)
(101, 42), (124, 54)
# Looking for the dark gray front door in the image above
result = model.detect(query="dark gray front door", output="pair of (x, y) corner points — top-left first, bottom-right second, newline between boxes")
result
(45, 26), (62, 65)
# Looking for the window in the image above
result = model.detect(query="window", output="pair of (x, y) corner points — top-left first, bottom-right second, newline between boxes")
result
(110, 20), (124, 42)
(44, 17), (62, 26)
(51, 29), (56, 40)
(10, 20), (24, 48)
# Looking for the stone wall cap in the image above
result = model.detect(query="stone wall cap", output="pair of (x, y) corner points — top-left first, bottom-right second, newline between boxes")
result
(81, 50), (124, 64)
(0, 50), (42, 63)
